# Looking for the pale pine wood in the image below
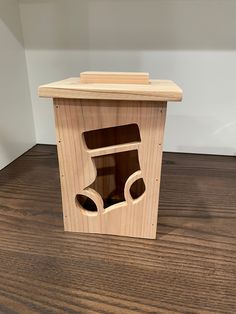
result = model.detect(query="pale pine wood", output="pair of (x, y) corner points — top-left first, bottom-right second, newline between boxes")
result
(80, 71), (150, 84)
(87, 142), (140, 157)
(39, 72), (182, 238)
(38, 78), (182, 102)
(53, 99), (167, 238)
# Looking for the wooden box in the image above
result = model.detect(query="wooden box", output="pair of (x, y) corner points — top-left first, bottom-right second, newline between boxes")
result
(39, 72), (182, 238)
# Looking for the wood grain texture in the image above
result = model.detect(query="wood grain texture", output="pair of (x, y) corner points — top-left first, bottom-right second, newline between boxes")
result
(54, 98), (167, 238)
(0, 144), (235, 313)
(38, 78), (182, 101)
(39, 72), (182, 238)
(80, 72), (150, 85)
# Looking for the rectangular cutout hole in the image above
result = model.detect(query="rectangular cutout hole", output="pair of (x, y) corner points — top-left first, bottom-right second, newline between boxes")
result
(83, 124), (141, 149)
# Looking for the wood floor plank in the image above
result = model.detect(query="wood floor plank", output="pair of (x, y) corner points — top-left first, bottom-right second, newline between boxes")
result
(0, 145), (235, 313)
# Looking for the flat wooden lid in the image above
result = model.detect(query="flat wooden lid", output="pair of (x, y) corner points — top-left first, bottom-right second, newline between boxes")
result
(38, 72), (182, 102)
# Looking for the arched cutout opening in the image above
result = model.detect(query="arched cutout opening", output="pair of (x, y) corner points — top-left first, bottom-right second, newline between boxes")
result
(90, 150), (142, 208)
(75, 194), (98, 212)
(129, 178), (146, 200)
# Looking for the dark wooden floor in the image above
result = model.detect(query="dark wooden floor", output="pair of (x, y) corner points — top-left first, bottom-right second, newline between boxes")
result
(0, 145), (235, 314)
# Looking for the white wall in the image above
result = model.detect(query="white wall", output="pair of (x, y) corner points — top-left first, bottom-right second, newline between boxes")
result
(19, 0), (236, 155)
(0, 0), (35, 170)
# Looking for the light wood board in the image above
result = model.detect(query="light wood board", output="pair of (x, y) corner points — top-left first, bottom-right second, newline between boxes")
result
(80, 71), (150, 84)
(39, 78), (182, 102)
(54, 98), (167, 238)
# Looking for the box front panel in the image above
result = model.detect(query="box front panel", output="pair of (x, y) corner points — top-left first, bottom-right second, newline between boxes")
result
(53, 98), (167, 238)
